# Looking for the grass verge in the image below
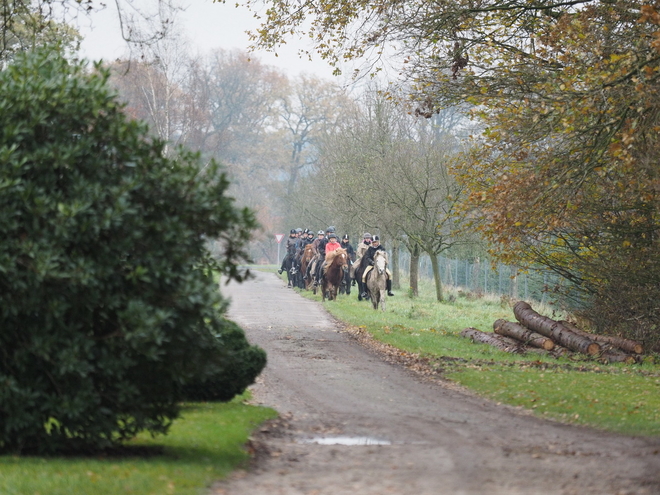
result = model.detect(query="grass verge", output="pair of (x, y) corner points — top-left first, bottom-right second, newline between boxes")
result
(279, 271), (660, 437)
(0, 396), (277, 495)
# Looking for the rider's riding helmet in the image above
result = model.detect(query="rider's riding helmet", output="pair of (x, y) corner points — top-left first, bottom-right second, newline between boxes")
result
(290, 228), (296, 235)
(308, 231), (315, 237)
(363, 232), (372, 239)
(342, 234), (349, 241)
(317, 230), (325, 236)
(373, 235), (380, 242)
(326, 226), (336, 233)
(328, 233), (338, 240)
(295, 228), (302, 234)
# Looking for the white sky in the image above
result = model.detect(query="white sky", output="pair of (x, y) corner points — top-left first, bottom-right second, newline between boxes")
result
(76, 0), (340, 79)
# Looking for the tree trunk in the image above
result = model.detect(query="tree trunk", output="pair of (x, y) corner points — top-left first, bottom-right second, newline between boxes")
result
(391, 241), (400, 290)
(460, 328), (524, 353)
(493, 319), (555, 350)
(559, 321), (643, 355)
(409, 244), (420, 297)
(429, 253), (443, 302)
(513, 302), (601, 355)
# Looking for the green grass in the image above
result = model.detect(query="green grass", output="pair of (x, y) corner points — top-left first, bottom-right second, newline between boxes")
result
(455, 367), (660, 436)
(280, 271), (660, 436)
(0, 397), (277, 495)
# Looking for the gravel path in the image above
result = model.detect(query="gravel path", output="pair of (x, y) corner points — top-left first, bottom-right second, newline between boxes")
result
(211, 271), (660, 495)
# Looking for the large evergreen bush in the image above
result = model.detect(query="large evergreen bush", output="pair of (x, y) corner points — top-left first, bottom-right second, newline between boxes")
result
(0, 49), (264, 454)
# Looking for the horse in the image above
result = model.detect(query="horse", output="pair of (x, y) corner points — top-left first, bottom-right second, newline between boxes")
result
(365, 250), (388, 311)
(300, 244), (316, 290)
(321, 248), (348, 302)
(280, 253), (296, 288)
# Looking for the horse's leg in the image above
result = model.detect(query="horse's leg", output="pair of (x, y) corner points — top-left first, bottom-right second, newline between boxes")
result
(371, 288), (378, 309)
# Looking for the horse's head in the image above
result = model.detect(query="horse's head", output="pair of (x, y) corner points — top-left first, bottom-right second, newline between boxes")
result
(374, 250), (388, 274)
(336, 248), (349, 271)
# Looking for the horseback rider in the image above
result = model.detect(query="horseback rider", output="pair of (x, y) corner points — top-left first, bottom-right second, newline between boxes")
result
(305, 230), (325, 283)
(300, 229), (315, 249)
(341, 234), (355, 262)
(325, 232), (341, 255)
(313, 226), (336, 286)
(361, 235), (394, 297)
(278, 229), (298, 275)
(340, 234), (355, 295)
(311, 230), (325, 254)
(351, 232), (372, 280)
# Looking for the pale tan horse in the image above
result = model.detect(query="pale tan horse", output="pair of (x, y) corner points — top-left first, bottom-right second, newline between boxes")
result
(366, 250), (388, 311)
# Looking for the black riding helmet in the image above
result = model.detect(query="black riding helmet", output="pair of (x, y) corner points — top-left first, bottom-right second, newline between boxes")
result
(290, 228), (296, 234)
(342, 234), (349, 241)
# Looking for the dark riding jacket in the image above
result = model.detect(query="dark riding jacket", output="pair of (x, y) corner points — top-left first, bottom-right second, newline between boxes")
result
(285, 236), (297, 256)
(341, 241), (355, 262)
(364, 244), (386, 266)
(317, 237), (329, 259)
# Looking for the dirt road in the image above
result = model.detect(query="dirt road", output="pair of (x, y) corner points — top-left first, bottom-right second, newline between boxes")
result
(211, 271), (660, 495)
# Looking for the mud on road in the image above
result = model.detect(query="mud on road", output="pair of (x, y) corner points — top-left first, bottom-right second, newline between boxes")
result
(211, 271), (660, 495)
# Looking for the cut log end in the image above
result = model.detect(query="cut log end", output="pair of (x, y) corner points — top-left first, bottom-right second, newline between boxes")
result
(540, 339), (555, 351)
(587, 342), (601, 356)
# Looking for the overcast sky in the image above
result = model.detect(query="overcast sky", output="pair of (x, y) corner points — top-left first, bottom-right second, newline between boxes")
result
(76, 0), (339, 79)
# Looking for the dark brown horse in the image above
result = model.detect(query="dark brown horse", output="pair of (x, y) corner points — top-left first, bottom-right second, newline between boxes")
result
(300, 244), (316, 290)
(321, 248), (348, 302)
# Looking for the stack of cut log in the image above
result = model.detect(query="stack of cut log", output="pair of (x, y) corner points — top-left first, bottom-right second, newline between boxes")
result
(460, 301), (644, 364)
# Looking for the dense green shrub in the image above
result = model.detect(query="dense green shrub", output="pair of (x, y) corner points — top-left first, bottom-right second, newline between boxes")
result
(181, 319), (267, 402)
(0, 49), (265, 454)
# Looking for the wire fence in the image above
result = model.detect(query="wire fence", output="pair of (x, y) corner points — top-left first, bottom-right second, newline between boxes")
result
(396, 252), (567, 304)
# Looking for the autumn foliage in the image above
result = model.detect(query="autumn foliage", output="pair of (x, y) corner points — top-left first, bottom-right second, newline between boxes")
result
(451, 2), (660, 347)
(245, 0), (660, 347)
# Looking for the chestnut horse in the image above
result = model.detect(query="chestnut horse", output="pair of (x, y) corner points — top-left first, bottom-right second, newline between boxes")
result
(300, 244), (316, 290)
(321, 248), (348, 302)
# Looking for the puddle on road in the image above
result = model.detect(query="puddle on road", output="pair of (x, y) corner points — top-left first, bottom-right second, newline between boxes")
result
(298, 436), (392, 446)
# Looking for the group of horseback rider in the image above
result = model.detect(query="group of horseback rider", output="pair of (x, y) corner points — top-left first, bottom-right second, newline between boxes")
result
(278, 227), (394, 299)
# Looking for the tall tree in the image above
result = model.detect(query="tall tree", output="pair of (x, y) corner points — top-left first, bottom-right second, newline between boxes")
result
(316, 89), (466, 299)
(108, 28), (194, 156)
(274, 74), (350, 197)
